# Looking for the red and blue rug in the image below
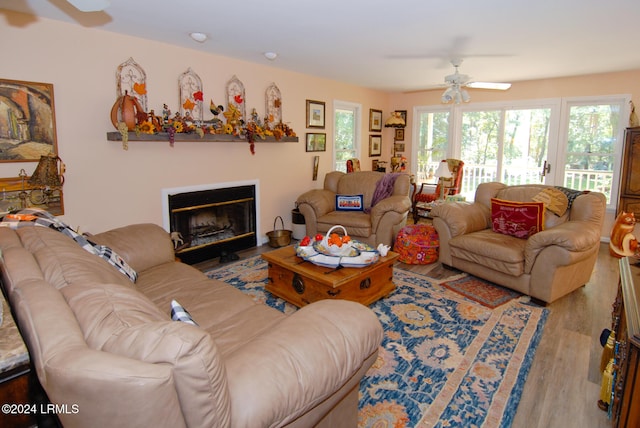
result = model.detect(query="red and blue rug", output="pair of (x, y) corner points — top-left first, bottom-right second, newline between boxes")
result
(440, 275), (522, 309)
(206, 256), (548, 427)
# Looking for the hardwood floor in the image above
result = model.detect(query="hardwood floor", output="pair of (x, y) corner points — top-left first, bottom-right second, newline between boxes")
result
(196, 242), (618, 427)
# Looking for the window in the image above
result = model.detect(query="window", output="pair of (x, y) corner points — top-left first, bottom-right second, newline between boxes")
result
(333, 101), (361, 172)
(559, 98), (625, 204)
(413, 96), (627, 206)
(460, 105), (554, 198)
(414, 107), (451, 183)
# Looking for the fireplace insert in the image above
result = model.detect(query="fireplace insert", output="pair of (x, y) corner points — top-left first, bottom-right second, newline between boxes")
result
(168, 185), (257, 264)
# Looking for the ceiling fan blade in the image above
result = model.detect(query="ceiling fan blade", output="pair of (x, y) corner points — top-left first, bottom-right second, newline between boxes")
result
(466, 82), (512, 90)
(66, 0), (110, 12)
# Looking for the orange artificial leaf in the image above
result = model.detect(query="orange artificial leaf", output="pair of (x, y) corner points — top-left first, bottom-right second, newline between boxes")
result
(133, 82), (147, 95)
(183, 98), (195, 111)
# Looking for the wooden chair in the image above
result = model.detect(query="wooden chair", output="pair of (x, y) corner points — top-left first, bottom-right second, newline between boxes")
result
(412, 159), (464, 223)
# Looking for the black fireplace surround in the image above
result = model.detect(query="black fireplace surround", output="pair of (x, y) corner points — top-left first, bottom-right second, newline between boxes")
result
(168, 185), (257, 264)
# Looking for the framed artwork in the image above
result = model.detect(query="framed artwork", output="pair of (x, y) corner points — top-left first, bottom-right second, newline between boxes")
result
(306, 133), (326, 152)
(0, 79), (58, 162)
(396, 110), (407, 126)
(306, 100), (325, 128)
(395, 128), (405, 141)
(369, 135), (382, 157)
(394, 142), (405, 153)
(313, 155), (319, 181)
(369, 109), (383, 132)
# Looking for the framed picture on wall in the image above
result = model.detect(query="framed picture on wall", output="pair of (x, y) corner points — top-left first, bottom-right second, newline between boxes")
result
(369, 109), (383, 132)
(306, 133), (326, 152)
(0, 79), (58, 162)
(369, 135), (382, 157)
(394, 128), (405, 141)
(396, 110), (407, 126)
(306, 100), (325, 128)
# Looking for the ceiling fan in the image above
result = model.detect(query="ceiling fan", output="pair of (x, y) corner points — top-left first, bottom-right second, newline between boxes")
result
(441, 59), (511, 104)
(66, 0), (110, 12)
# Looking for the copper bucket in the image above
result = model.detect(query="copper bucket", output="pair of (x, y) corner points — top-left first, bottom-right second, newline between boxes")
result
(266, 216), (292, 248)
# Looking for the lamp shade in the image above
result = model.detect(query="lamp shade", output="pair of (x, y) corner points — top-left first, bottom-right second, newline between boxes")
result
(29, 154), (64, 188)
(435, 160), (452, 179)
(384, 111), (405, 128)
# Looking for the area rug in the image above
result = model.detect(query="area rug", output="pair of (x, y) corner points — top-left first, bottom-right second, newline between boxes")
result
(206, 256), (548, 427)
(440, 275), (522, 309)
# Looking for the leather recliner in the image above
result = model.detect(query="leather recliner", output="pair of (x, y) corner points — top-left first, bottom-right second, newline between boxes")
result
(430, 182), (606, 303)
(296, 171), (412, 247)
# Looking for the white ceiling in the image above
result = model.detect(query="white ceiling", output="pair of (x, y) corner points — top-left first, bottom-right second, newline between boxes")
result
(2, 0), (640, 92)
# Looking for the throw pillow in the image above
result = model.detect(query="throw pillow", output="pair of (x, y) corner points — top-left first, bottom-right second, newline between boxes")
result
(171, 300), (199, 326)
(532, 188), (569, 217)
(335, 194), (364, 211)
(491, 198), (545, 239)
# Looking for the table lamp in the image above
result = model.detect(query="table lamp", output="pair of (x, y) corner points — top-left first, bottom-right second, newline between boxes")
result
(435, 160), (452, 200)
(28, 154), (65, 205)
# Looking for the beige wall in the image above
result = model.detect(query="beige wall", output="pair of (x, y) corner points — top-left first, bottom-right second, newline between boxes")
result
(0, 10), (395, 239)
(1, 9), (637, 241)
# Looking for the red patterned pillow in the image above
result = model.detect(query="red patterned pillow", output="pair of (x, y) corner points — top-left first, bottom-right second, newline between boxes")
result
(491, 198), (544, 239)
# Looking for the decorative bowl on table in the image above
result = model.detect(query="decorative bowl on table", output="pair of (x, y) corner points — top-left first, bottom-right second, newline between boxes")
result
(313, 225), (359, 257)
(295, 225), (380, 268)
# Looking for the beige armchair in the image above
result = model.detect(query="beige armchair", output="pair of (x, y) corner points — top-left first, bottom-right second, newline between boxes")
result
(430, 182), (606, 304)
(296, 171), (412, 247)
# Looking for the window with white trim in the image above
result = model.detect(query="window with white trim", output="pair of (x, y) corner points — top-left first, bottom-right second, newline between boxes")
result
(412, 96), (628, 205)
(333, 101), (361, 172)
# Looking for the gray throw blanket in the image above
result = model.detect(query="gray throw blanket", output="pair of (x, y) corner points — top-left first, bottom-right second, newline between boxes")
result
(366, 173), (401, 213)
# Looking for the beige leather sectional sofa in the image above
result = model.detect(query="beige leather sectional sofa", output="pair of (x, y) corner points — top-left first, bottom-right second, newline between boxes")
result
(431, 182), (606, 304)
(296, 171), (412, 247)
(0, 223), (383, 427)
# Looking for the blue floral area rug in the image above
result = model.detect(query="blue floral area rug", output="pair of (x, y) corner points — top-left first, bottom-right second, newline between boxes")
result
(206, 255), (548, 427)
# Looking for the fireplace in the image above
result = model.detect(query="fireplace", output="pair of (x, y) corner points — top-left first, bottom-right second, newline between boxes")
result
(162, 181), (259, 264)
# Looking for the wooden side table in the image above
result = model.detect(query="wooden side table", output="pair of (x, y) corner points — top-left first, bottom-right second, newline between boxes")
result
(0, 293), (35, 428)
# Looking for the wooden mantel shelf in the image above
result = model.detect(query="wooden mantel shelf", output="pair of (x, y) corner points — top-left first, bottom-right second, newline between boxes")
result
(106, 131), (298, 143)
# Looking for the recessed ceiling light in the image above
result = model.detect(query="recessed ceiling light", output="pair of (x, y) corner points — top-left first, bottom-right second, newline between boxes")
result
(264, 52), (278, 61)
(190, 32), (208, 43)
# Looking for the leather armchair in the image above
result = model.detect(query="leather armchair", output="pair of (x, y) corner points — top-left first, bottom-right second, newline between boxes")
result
(296, 171), (412, 247)
(430, 182), (606, 304)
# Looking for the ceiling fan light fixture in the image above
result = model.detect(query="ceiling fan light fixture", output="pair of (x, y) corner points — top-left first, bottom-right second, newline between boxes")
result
(441, 87), (455, 103)
(467, 82), (512, 90)
(441, 86), (470, 104)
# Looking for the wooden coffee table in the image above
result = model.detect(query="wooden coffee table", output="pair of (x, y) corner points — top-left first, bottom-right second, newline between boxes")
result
(261, 246), (398, 307)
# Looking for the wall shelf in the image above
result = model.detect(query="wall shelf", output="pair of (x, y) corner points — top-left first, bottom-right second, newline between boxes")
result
(106, 132), (298, 143)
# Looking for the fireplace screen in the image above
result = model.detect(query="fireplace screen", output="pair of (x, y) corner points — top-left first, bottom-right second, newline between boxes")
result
(169, 185), (256, 264)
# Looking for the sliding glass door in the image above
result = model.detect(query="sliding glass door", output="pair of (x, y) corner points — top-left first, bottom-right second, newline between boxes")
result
(413, 96), (627, 205)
